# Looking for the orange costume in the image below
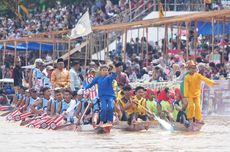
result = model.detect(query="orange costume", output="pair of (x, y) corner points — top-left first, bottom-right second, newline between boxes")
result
(184, 66), (215, 121)
(51, 69), (70, 88)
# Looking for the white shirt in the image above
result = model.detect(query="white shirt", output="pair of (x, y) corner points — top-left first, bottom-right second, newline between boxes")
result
(69, 68), (81, 91)
(66, 99), (79, 118)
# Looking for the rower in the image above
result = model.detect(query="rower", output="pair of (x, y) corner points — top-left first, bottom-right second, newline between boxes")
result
(50, 88), (64, 115)
(172, 88), (190, 128)
(62, 89), (77, 123)
(24, 88), (40, 111)
(157, 88), (174, 122)
(75, 89), (92, 125)
(91, 98), (100, 128)
(30, 87), (53, 115)
(115, 85), (133, 122)
(12, 85), (26, 107)
(132, 86), (149, 125)
(146, 89), (158, 116)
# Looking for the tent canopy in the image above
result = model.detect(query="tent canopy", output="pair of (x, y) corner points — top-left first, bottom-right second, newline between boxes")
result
(0, 42), (54, 52)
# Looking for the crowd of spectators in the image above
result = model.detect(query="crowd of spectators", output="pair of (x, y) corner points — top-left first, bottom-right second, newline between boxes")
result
(0, 0), (145, 40)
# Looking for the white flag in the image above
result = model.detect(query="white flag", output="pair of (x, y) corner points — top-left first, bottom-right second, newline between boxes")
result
(69, 11), (92, 39)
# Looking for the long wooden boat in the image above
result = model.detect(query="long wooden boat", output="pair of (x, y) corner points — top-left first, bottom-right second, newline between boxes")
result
(0, 106), (204, 133)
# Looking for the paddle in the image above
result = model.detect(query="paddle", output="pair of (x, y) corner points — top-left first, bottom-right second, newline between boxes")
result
(0, 109), (13, 116)
(75, 102), (91, 131)
(132, 100), (174, 131)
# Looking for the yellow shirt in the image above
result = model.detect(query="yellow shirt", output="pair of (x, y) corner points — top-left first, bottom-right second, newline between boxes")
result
(51, 69), (70, 88)
(133, 96), (147, 115)
(184, 73), (214, 98)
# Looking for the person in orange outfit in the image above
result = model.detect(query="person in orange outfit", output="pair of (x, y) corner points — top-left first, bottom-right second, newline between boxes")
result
(183, 60), (218, 123)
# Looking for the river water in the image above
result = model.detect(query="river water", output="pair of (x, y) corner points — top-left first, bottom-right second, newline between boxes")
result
(0, 115), (230, 152)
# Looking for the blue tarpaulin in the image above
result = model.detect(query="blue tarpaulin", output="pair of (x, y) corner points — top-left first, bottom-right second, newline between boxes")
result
(0, 42), (54, 52)
(197, 21), (230, 35)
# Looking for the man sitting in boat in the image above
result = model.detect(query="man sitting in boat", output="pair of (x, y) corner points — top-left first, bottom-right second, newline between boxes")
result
(12, 85), (26, 107)
(57, 89), (71, 114)
(172, 88), (190, 128)
(50, 88), (64, 115)
(115, 85), (132, 122)
(132, 86), (150, 128)
(157, 87), (174, 122)
(30, 87), (53, 115)
(146, 88), (158, 116)
(63, 89), (78, 124)
(74, 89), (91, 125)
(24, 88), (40, 111)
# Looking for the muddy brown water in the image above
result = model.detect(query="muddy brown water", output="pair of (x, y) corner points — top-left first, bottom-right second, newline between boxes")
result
(0, 115), (230, 152)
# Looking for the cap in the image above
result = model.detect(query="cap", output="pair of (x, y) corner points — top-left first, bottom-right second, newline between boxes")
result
(46, 65), (54, 71)
(72, 61), (80, 66)
(34, 58), (43, 64)
(115, 62), (123, 68)
(57, 58), (64, 63)
(77, 89), (84, 95)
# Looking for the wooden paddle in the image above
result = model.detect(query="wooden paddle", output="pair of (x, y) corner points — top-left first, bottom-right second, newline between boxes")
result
(132, 100), (174, 131)
(75, 102), (91, 131)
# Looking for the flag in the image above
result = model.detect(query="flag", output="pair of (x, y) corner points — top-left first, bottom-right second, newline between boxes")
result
(19, 3), (29, 16)
(69, 11), (92, 39)
(158, 1), (164, 18)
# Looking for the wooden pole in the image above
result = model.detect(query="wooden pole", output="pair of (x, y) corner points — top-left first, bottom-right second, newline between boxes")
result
(124, 29), (128, 62)
(106, 31), (109, 60)
(104, 31), (107, 60)
(146, 27), (149, 66)
(211, 17), (214, 61)
(171, 24), (173, 50)
(186, 22), (190, 61)
(222, 17), (226, 63)
(39, 42), (42, 58)
(164, 24), (168, 55)
(14, 41), (17, 67)
(68, 39), (71, 69)
(52, 36), (56, 64)
(141, 28), (145, 60)
(194, 20), (198, 60)
(99, 34), (102, 61)
(3, 42), (6, 66)
(26, 41), (28, 65)
(177, 23), (181, 51)
(85, 36), (88, 68)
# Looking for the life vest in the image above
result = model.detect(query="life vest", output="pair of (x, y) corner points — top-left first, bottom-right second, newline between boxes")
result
(28, 96), (39, 106)
(39, 97), (53, 111)
(53, 100), (60, 114)
(160, 100), (171, 112)
(131, 96), (146, 115)
(146, 99), (158, 115)
(60, 100), (69, 113)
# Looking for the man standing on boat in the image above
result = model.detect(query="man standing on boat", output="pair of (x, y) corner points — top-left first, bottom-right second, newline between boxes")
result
(13, 57), (23, 93)
(183, 60), (218, 124)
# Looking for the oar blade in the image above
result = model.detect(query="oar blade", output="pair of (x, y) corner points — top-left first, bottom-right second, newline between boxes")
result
(155, 116), (174, 131)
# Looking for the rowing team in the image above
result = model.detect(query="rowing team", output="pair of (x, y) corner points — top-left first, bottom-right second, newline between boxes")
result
(2, 83), (191, 131)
